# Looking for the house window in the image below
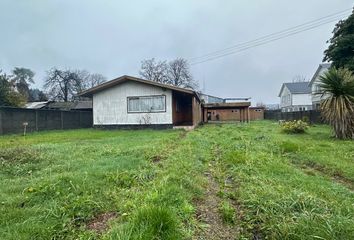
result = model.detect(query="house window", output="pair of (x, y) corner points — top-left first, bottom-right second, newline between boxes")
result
(127, 95), (166, 113)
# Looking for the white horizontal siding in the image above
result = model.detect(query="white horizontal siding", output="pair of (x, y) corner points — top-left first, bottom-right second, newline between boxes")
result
(93, 81), (173, 125)
(292, 93), (312, 106)
(311, 67), (329, 103)
(279, 87), (291, 108)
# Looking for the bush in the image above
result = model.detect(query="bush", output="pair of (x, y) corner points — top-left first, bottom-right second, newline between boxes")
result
(280, 120), (309, 134)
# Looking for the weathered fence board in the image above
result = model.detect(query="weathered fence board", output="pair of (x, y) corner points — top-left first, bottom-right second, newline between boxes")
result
(0, 107), (93, 135)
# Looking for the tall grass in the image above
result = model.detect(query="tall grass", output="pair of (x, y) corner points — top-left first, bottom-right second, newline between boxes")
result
(1, 122), (353, 239)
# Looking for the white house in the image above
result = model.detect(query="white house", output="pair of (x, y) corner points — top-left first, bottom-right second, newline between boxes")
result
(278, 82), (312, 112)
(78, 75), (202, 128)
(309, 63), (331, 109)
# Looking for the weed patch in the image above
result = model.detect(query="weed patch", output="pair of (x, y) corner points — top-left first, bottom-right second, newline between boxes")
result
(279, 140), (299, 154)
(0, 147), (43, 176)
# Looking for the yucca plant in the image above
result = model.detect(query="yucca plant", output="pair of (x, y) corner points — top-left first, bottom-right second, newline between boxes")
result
(318, 67), (354, 139)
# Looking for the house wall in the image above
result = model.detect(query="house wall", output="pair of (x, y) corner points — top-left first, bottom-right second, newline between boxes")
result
(249, 108), (264, 120)
(93, 81), (173, 125)
(279, 87), (292, 108)
(311, 67), (330, 108)
(292, 93), (312, 106)
(203, 108), (249, 122)
(192, 97), (202, 126)
(280, 87), (312, 112)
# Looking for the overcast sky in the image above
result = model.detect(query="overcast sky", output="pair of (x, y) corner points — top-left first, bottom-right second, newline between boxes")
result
(0, 0), (353, 104)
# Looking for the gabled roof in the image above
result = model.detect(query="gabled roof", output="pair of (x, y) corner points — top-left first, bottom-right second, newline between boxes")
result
(78, 75), (198, 100)
(278, 82), (311, 97)
(309, 63), (332, 86)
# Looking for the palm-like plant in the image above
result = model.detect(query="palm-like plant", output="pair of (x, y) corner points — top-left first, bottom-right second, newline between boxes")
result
(319, 68), (354, 139)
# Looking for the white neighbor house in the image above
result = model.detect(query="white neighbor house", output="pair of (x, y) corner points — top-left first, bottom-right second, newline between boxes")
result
(308, 63), (331, 109)
(278, 82), (312, 112)
(78, 75), (203, 128)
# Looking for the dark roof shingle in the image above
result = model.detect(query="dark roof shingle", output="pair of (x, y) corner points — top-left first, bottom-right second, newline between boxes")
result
(278, 82), (311, 96)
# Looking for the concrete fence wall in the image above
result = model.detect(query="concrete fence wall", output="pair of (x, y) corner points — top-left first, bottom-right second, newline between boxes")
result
(0, 107), (93, 135)
(264, 110), (323, 124)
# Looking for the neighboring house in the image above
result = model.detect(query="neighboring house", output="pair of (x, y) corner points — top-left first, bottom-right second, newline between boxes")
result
(25, 101), (50, 109)
(78, 75), (202, 128)
(45, 101), (92, 111)
(199, 94), (224, 104)
(278, 82), (312, 112)
(203, 102), (251, 122)
(264, 104), (280, 110)
(309, 63), (331, 110)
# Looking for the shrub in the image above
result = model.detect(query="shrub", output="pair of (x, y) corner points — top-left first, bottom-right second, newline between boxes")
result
(280, 120), (309, 134)
(302, 116), (310, 124)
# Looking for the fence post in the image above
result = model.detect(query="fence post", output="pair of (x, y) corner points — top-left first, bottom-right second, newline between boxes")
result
(35, 110), (38, 131)
(61, 111), (64, 129)
(0, 108), (2, 135)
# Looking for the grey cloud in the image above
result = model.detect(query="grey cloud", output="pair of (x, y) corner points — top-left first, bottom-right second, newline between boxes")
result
(0, 0), (352, 103)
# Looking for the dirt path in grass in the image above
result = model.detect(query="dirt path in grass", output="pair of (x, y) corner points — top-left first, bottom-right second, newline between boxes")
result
(292, 161), (354, 191)
(194, 165), (240, 240)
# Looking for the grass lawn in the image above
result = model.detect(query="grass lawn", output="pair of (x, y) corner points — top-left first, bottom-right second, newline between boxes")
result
(0, 121), (353, 239)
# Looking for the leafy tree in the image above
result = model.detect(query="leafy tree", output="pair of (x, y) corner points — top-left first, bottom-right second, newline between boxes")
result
(319, 68), (354, 139)
(0, 70), (26, 107)
(324, 9), (354, 72)
(11, 67), (35, 100)
(139, 58), (198, 89)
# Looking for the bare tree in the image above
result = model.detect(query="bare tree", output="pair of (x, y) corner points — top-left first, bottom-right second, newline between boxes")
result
(44, 68), (79, 102)
(72, 70), (90, 94)
(139, 58), (198, 89)
(44, 68), (107, 101)
(167, 58), (197, 89)
(139, 58), (168, 84)
(73, 70), (107, 93)
(86, 73), (106, 88)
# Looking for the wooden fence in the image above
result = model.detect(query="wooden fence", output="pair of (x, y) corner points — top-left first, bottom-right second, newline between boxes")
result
(0, 107), (93, 135)
(264, 110), (323, 124)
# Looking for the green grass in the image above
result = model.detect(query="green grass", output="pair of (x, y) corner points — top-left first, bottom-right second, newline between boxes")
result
(1, 122), (353, 239)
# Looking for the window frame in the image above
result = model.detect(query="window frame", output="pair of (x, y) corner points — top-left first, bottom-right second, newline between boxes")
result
(127, 95), (167, 113)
